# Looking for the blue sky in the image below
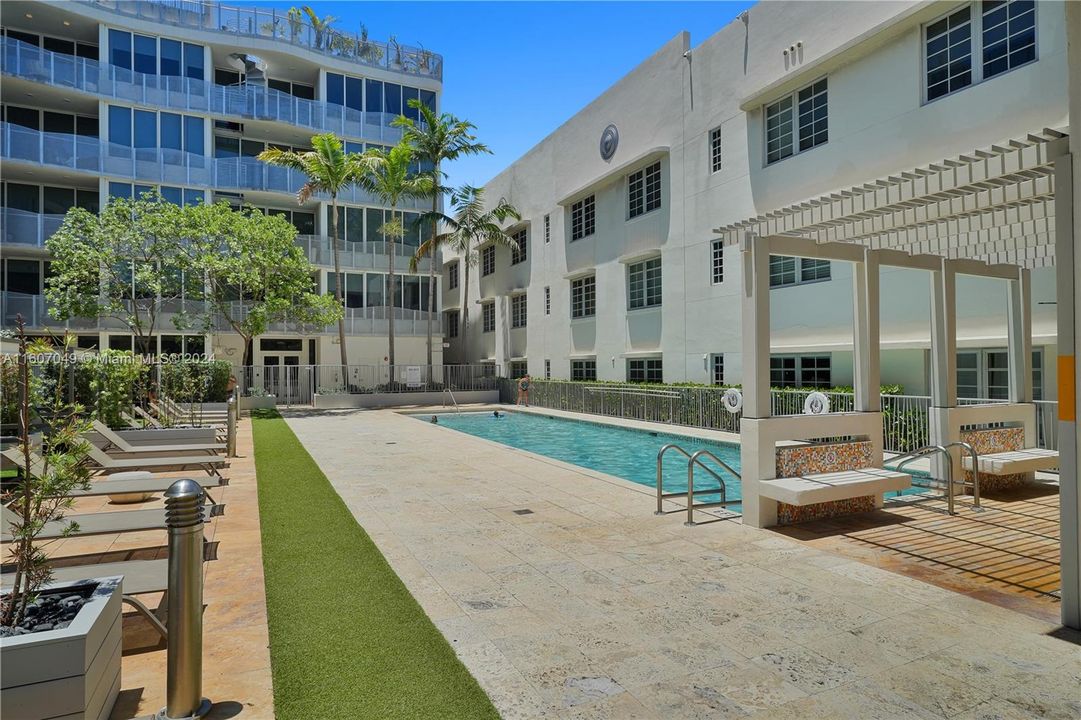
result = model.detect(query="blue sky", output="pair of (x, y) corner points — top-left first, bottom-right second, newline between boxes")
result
(257, 1), (754, 189)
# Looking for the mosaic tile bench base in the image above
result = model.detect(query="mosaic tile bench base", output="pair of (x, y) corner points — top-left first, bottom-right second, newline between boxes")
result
(775, 441), (877, 525)
(961, 426), (1027, 492)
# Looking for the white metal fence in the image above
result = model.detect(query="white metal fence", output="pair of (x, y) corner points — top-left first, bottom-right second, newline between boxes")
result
(238, 364), (499, 405)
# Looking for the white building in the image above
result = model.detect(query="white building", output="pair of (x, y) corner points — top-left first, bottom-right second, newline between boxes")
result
(450, 0), (1068, 401)
(0, 0), (444, 382)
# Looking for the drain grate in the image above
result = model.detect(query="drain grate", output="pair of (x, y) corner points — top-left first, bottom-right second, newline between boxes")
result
(513, 509), (534, 515)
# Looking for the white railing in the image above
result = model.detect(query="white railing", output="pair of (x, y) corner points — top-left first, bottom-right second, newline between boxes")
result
(295, 236), (430, 271)
(239, 363), (495, 403)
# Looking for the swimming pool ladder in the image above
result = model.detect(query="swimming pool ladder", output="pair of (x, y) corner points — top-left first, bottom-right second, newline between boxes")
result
(885, 442), (980, 515)
(442, 388), (461, 415)
(656, 444), (742, 526)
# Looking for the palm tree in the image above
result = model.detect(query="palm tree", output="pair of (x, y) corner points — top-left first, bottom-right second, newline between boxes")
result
(354, 141), (432, 369)
(299, 5), (336, 49)
(438, 187), (520, 356)
(395, 99), (491, 371)
(258, 133), (360, 386)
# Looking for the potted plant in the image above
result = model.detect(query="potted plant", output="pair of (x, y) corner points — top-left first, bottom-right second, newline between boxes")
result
(241, 386), (277, 411)
(388, 35), (404, 69)
(1, 322), (122, 720)
(358, 24), (384, 65)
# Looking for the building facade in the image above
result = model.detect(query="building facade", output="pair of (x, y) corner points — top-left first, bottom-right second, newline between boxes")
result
(0, 0), (444, 375)
(453, 0), (1068, 400)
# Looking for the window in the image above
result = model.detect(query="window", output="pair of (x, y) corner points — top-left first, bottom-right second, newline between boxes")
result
(628, 359), (662, 384)
(447, 311), (459, 338)
(448, 261), (459, 290)
(711, 354), (725, 385)
(628, 257), (662, 310)
(544, 359), (551, 379)
(769, 256), (830, 287)
(509, 361), (528, 378)
(570, 195), (595, 241)
(957, 348), (1043, 400)
(711, 240), (724, 284)
(482, 302), (495, 333)
(765, 78), (827, 164)
(628, 161), (661, 218)
(925, 2), (1036, 102)
(770, 355), (831, 388)
(544, 214), (550, 243)
(511, 294), (527, 328)
(572, 360), (597, 382)
(544, 286), (551, 315)
(710, 126), (723, 173)
(510, 228), (527, 265)
(481, 245), (495, 276)
(571, 275), (596, 318)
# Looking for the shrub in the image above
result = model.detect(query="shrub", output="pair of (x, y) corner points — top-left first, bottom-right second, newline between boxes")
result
(160, 360), (233, 403)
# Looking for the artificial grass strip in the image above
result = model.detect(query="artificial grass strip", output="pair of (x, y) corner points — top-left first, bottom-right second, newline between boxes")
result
(252, 410), (500, 720)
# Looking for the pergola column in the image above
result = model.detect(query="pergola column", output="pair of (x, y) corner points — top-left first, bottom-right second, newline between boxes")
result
(740, 232), (775, 528)
(929, 258), (959, 485)
(853, 248), (881, 414)
(1007, 267), (1033, 405)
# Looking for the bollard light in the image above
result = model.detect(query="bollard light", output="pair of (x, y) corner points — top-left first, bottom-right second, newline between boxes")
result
(157, 479), (212, 720)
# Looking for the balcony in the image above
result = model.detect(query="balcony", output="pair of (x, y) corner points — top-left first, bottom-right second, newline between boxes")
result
(2, 292), (441, 338)
(75, 0), (442, 80)
(296, 235), (432, 272)
(0, 123), (427, 209)
(1, 38), (407, 144)
(2, 208), (67, 248)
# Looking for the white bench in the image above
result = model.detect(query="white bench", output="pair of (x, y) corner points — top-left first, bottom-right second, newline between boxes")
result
(759, 468), (912, 506)
(962, 448), (1059, 475)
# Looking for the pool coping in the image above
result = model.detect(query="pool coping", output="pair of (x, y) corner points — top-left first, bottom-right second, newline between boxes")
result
(397, 404), (744, 521)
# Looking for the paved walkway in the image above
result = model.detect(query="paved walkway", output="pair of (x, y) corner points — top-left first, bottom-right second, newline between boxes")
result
(286, 408), (1080, 720)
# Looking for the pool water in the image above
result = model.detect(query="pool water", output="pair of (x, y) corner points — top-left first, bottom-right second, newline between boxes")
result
(422, 411), (743, 513)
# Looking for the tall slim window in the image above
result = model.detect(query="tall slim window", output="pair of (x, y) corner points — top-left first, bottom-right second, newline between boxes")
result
(511, 294), (527, 328)
(544, 214), (550, 243)
(108, 29), (131, 70)
(570, 195), (595, 241)
(711, 239), (724, 284)
(448, 261), (459, 290)
(482, 302), (495, 333)
(628, 257), (661, 310)
(765, 78), (827, 164)
(447, 311), (459, 338)
(711, 354), (724, 385)
(544, 286), (551, 315)
(628, 359), (662, 384)
(925, 2), (1036, 102)
(183, 42), (204, 80)
(160, 39), (182, 76)
(571, 276), (596, 318)
(572, 360), (597, 382)
(628, 161), (661, 218)
(544, 359), (551, 379)
(481, 245), (495, 276)
(133, 34), (156, 74)
(710, 126), (723, 173)
(510, 228), (527, 265)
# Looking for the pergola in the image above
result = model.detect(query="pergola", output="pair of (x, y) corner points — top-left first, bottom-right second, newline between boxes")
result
(713, 125), (1079, 630)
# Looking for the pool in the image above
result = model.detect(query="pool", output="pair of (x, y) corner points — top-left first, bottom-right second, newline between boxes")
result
(419, 411), (743, 513)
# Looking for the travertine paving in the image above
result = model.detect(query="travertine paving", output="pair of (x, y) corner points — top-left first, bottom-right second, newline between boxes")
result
(286, 408), (1081, 720)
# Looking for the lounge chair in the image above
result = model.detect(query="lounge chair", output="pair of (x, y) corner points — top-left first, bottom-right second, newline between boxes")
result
(90, 419), (225, 455)
(1, 449), (227, 502)
(1, 502), (223, 542)
(85, 444), (228, 479)
(132, 406), (163, 428)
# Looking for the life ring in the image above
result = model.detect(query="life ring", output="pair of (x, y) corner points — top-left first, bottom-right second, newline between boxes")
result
(803, 391), (830, 415)
(722, 388), (743, 414)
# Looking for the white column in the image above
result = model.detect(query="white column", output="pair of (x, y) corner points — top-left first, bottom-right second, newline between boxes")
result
(1007, 267), (1033, 405)
(929, 258), (959, 484)
(1058, 0), (1081, 631)
(740, 232), (770, 418)
(853, 248), (881, 413)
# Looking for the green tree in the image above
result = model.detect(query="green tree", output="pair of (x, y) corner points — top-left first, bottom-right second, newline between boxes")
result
(299, 5), (336, 49)
(354, 141), (433, 368)
(438, 187), (520, 352)
(258, 134), (361, 382)
(395, 99), (491, 371)
(45, 193), (190, 354)
(184, 201), (342, 367)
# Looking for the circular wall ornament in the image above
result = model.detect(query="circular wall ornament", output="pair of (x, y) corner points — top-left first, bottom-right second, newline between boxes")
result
(722, 388), (743, 414)
(803, 391), (830, 415)
(599, 124), (619, 161)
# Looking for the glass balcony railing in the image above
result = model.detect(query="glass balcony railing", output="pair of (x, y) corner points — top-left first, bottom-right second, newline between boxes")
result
(2, 209), (68, 248)
(76, 0), (442, 80)
(2, 292), (441, 337)
(296, 235), (432, 271)
(1, 37), (408, 143)
(0, 123), (427, 209)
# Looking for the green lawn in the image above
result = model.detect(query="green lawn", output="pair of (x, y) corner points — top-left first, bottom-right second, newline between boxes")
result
(252, 410), (500, 720)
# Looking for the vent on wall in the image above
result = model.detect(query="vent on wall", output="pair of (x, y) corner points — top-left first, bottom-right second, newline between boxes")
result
(783, 41), (804, 71)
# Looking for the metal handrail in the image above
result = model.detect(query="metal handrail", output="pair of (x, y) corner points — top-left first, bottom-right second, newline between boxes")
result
(442, 388), (460, 415)
(655, 444), (739, 524)
(656, 444), (721, 514)
(885, 444), (967, 515)
(685, 449), (742, 526)
(943, 441), (981, 510)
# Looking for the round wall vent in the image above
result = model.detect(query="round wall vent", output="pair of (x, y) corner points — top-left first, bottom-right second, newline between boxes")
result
(599, 124), (619, 161)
